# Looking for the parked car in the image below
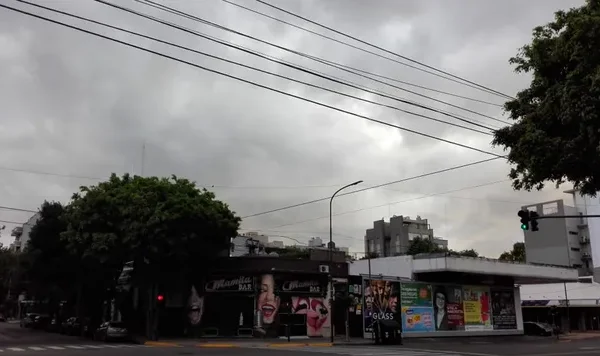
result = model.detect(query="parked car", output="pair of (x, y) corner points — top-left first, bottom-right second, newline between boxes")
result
(93, 321), (129, 342)
(32, 315), (51, 330)
(61, 317), (82, 335)
(20, 313), (40, 328)
(524, 321), (554, 336)
(46, 318), (61, 333)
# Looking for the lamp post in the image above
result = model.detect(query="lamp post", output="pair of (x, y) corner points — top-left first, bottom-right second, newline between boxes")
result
(329, 180), (363, 344)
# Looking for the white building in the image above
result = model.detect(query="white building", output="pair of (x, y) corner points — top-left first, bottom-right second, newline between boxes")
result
(9, 213), (40, 252)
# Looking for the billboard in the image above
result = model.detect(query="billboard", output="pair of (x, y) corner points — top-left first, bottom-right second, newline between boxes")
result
(363, 279), (401, 333)
(491, 288), (517, 330)
(400, 283), (434, 333)
(463, 286), (493, 331)
(432, 285), (465, 331)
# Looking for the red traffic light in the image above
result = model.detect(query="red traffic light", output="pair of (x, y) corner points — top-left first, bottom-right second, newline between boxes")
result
(157, 294), (164, 302)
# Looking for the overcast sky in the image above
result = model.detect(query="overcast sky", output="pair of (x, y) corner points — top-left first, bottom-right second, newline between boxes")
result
(0, 0), (585, 257)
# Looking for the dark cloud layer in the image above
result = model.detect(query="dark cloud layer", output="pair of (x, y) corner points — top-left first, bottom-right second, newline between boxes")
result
(0, 0), (584, 256)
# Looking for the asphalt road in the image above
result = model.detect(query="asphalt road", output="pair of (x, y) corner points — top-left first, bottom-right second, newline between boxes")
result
(3, 321), (600, 356)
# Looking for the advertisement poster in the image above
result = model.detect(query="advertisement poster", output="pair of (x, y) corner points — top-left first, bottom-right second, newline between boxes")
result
(463, 286), (492, 331)
(255, 274), (330, 337)
(363, 279), (400, 333)
(432, 285), (464, 331)
(401, 283), (434, 333)
(491, 288), (517, 330)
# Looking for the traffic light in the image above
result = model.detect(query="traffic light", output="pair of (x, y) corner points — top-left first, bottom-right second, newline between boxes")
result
(518, 210), (530, 230)
(157, 294), (164, 302)
(530, 211), (539, 231)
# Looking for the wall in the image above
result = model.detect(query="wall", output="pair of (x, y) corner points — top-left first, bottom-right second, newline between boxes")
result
(359, 276), (522, 338)
(522, 200), (571, 267)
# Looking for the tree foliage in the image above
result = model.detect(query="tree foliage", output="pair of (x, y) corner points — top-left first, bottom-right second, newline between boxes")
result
(499, 242), (526, 262)
(23, 201), (76, 301)
(62, 174), (241, 273)
(492, 0), (600, 195)
(406, 237), (479, 257)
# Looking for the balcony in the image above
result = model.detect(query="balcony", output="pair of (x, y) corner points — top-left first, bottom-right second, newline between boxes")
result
(11, 227), (22, 237)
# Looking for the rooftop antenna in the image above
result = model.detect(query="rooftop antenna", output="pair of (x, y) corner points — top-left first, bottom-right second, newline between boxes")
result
(141, 141), (146, 177)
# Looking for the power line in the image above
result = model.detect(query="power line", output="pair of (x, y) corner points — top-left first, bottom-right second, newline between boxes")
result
(254, 0), (515, 100)
(241, 157), (502, 219)
(18, 0), (494, 136)
(0, 165), (102, 180)
(133, 0), (506, 128)
(98, 0), (497, 133)
(0, 205), (37, 214)
(4, 4), (503, 160)
(0, 219), (25, 225)
(220, 0), (508, 111)
(252, 179), (510, 230)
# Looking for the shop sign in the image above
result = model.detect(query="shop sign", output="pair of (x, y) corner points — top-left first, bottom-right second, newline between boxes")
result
(205, 276), (253, 292)
(280, 279), (322, 293)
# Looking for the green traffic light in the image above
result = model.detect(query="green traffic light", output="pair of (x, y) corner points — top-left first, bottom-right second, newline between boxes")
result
(521, 224), (528, 230)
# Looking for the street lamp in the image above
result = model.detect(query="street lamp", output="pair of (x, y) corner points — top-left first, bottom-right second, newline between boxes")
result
(329, 180), (362, 344)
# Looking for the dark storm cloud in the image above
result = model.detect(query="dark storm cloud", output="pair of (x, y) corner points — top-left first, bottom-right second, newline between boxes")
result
(0, 0), (584, 256)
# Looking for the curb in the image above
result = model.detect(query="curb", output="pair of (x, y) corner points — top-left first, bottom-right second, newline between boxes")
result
(144, 341), (182, 347)
(197, 344), (240, 348)
(266, 342), (333, 347)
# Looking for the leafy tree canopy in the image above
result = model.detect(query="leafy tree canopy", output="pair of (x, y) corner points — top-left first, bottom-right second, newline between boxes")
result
(499, 242), (526, 262)
(23, 201), (76, 300)
(493, 0), (600, 196)
(61, 174), (241, 272)
(407, 237), (479, 257)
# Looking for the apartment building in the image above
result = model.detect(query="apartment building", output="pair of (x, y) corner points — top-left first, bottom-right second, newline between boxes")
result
(364, 215), (448, 257)
(521, 199), (593, 276)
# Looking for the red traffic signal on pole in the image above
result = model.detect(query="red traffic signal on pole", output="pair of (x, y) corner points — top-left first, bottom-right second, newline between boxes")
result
(157, 294), (164, 302)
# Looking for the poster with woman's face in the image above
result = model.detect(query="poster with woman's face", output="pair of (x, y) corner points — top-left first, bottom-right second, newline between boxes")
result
(433, 285), (464, 331)
(257, 274), (280, 325)
(187, 285), (204, 326)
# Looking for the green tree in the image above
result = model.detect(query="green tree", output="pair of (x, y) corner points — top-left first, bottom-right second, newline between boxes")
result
(448, 249), (479, 258)
(61, 173), (241, 338)
(407, 236), (444, 255)
(492, 0), (600, 195)
(499, 242), (526, 262)
(18, 201), (80, 319)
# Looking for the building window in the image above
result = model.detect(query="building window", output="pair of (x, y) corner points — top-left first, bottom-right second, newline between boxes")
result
(569, 231), (578, 235)
(571, 247), (581, 252)
(573, 263), (583, 268)
(543, 202), (559, 215)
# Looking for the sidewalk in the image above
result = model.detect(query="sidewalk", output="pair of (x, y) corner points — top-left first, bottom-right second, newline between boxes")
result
(559, 331), (600, 341)
(141, 337), (372, 348)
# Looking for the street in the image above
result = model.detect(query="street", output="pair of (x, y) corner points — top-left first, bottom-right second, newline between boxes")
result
(3, 318), (600, 356)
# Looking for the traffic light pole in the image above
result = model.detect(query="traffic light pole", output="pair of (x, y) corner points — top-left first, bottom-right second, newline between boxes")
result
(533, 214), (600, 220)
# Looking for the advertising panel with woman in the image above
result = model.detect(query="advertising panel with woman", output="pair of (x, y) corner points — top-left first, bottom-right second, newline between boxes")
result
(433, 285), (464, 331)
(491, 288), (517, 330)
(363, 279), (400, 333)
(463, 286), (492, 331)
(401, 283), (434, 333)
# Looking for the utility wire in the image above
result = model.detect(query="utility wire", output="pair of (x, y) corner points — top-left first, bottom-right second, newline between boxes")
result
(241, 157), (503, 219)
(3, 3), (503, 160)
(255, 179), (510, 230)
(0, 219), (26, 225)
(99, 0), (498, 133)
(0, 205), (37, 214)
(254, 0), (515, 100)
(221, 0), (507, 111)
(16, 0), (493, 136)
(134, 0), (506, 128)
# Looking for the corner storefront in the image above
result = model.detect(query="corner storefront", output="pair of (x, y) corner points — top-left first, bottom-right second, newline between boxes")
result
(181, 256), (346, 339)
(348, 254), (578, 338)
